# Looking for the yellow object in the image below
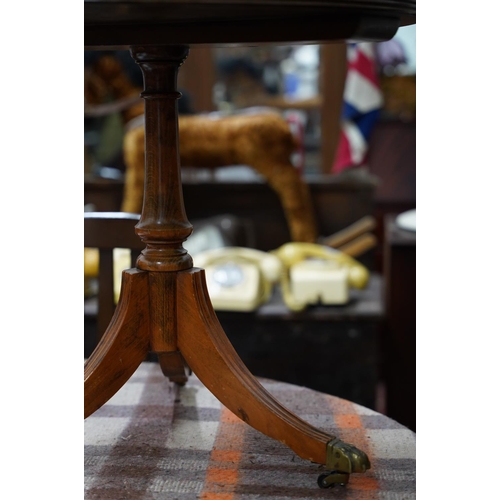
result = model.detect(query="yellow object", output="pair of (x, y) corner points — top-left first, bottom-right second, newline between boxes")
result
(84, 248), (99, 298)
(290, 260), (349, 306)
(112, 249), (132, 303)
(84, 248), (99, 278)
(85, 242), (370, 313)
(271, 242), (370, 311)
(83, 247), (132, 304)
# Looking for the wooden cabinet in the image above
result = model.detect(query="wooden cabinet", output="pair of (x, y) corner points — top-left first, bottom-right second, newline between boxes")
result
(219, 274), (385, 410)
(382, 214), (416, 431)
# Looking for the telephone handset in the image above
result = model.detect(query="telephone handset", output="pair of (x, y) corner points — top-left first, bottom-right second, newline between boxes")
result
(193, 247), (282, 312)
(271, 242), (370, 312)
(193, 243), (369, 312)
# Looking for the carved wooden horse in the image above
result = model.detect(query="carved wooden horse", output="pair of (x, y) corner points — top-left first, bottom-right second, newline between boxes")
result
(85, 52), (318, 243)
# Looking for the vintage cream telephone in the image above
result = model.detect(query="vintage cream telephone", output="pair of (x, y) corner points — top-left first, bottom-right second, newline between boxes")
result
(193, 242), (369, 312)
(271, 242), (370, 312)
(193, 247), (282, 312)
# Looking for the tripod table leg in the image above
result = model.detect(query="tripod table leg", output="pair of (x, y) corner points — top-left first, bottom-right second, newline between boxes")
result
(84, 269), (150, 418)
(177, 267), (332, 465)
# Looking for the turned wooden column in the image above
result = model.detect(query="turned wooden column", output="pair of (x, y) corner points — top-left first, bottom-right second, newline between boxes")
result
(85, 45), (371, 485)
(130, 45), (193, 272)
(129, 45), (193, 376)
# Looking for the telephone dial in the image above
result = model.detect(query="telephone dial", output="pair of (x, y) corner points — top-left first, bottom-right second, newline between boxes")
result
(193, 242), (369, 312)
(193, 247), (282, 312)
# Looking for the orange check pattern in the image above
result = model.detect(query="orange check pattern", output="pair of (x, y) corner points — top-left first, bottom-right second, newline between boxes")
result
(85, 362), (415, 499)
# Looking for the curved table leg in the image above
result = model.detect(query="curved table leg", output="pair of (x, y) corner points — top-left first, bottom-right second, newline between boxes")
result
(177, 267), (333, 464)
(84, 269), (150, 418)
(83, 44), (370, 488)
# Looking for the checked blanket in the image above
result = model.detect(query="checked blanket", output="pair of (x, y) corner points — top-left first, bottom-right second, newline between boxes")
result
(85, 362), (415, 499)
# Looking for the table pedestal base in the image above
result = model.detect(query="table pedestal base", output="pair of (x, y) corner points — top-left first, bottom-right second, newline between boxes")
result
(83, 44), (370, 488)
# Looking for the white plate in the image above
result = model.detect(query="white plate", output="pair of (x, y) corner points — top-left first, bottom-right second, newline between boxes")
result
(395, 209), (416, 232)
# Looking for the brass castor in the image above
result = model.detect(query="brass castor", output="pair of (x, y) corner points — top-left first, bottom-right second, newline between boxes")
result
(317, 471), (349, 488)
(317, 437), (371, 488)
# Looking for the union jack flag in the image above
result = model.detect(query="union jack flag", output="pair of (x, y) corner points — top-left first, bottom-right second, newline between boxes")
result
(332, 43), (383, 174)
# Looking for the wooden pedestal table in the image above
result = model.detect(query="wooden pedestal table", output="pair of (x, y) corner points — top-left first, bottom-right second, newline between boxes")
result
(84, 0), (416, 489)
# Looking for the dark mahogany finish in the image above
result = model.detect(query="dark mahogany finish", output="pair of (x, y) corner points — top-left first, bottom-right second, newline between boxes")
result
(85, 0), (416, 48)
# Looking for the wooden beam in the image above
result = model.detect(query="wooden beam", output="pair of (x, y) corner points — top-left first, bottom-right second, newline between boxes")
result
(178, 47), (216, 113)
(320, 44), (347, 174)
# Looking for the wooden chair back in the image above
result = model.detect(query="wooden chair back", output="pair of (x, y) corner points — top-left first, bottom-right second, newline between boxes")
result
(84, 212), (143, 340)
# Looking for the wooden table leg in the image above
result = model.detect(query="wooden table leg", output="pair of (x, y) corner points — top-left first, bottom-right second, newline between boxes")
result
(177, 267), (331, 464)
(84, 44), (370, 487)
(84, 269), (150, 418)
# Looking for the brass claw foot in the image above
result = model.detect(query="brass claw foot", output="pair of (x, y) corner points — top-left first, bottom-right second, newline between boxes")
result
(317, 438), (370, 489)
